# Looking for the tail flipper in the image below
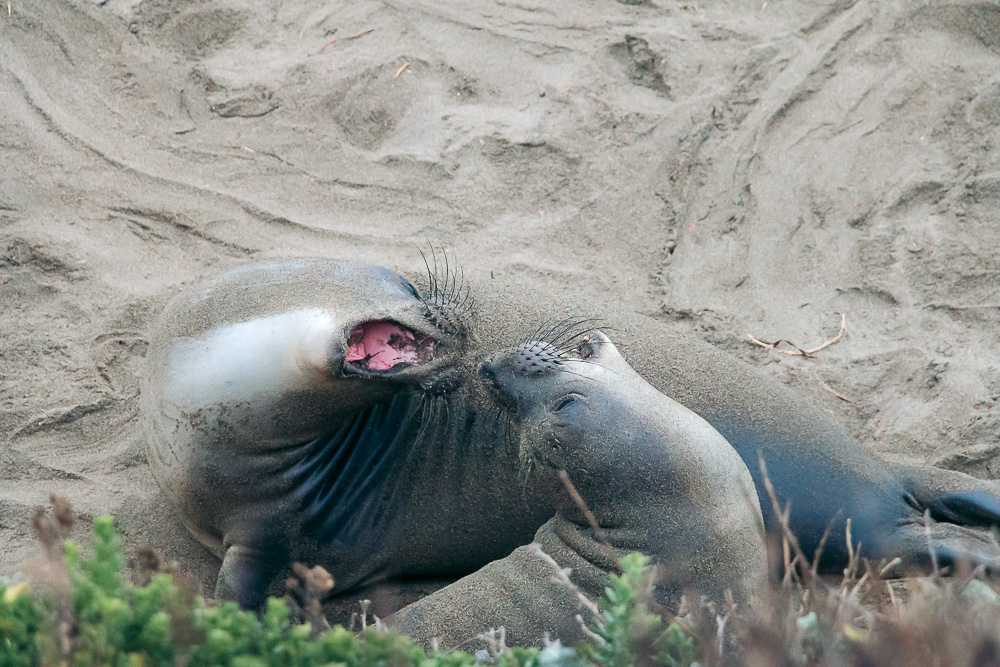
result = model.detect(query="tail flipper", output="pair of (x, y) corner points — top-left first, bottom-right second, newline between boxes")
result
(923, 491), (1000, 528)
(894, 521), (1000, 574)
(888, 461), (1000, 527)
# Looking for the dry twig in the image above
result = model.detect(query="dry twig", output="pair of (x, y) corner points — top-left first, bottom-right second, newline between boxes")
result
(923, 509), (940, 581)
(558, 469), (617, 565)
(317, 28), (374, 54)
(393, 62), (410, 78)
(285, 563), (334, 635)
(747, 313), (846, 357)
(758, 454), (816, 587)
(530, 544), (604, 627)
(879, 557), (901, 579)
(814, 372), (854, 403)
(577, 615), (608, 644)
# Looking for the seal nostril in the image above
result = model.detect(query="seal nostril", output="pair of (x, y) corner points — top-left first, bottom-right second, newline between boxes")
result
(479, 363), (499, 383)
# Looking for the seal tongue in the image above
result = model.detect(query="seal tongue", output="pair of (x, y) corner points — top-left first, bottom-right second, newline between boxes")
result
(346, 320), (435, 371)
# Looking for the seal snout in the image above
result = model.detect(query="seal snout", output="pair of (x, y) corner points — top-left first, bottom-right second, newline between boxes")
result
(479, 341), (566, 416)
(480, 341), (562, 384)
(479, 359), (517, 411)
(479, 361), (497, 380)
(514, 343), (562, 375)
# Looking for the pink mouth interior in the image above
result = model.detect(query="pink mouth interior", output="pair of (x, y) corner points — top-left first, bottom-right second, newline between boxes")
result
(346, 320), (435, 371)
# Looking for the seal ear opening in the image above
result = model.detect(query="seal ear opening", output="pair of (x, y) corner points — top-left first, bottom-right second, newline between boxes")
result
(576, 330), (614, 361)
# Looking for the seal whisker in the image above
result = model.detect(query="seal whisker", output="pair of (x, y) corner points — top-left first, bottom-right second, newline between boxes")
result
(552, 321), (605, 349)
(562, 359), (625, 379)
(518, 454), (534, 506)
(549, 319), (605, 352)
(522, 319), (556, 350)
(441, 394), (451, 433)
(537, 315), (584, 345)
(542, 318), (600, 354)
(554, 331), (611, 349)
(446, 254), (461, 307)
(429, 245), (442, 305)
(442, 251), (456, 307)
(407, 393), (437, 457)
(551, 316), (595, 338)
(539, 317), (580, 344)
(417, 245), (439, 303)
(455, 283), (474, 318)
(441, 249), (452, 306)
(490, 403), (505, 447)
(531, 319), (561, 343)
(426, 395), (445, 458)
(452, 263), (475, 319)
(505, 412), (517, 458)
(526, 316), (584, 352)
(548, 366), (598, 383)
(455, 262), (466, 308)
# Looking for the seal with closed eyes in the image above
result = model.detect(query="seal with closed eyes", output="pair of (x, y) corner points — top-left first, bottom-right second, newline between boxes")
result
(388, 330), (768, 649)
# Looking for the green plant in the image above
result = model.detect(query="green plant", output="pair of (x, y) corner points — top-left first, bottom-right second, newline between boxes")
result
(1, 505), (701, 666)
(0, 581), (40, 667)
(8, 498), (1000, 666)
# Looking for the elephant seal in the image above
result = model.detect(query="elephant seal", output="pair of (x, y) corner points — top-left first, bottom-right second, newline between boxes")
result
(389, 331), (768, 649)
(141, 258), (557, 610)
(144, 258), (1000, 611)
(470, 285), (1000, 575)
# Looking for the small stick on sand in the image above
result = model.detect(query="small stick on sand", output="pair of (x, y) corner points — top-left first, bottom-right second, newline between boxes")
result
(747, 312), (846, 357)
(814, 372), (854, 403)
(393, 62), (410, 78)
(316, 28), (374, 55)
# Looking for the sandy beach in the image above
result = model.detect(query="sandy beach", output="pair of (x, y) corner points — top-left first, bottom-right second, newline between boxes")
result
(1, 0), (998, 612)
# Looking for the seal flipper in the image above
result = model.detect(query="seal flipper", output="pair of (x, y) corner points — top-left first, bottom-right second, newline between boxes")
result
(922, 491), (1000, 528)
(215, 545), (288, 610)
(890, 462), (1000, 527)
(894, 521), (1000, 573)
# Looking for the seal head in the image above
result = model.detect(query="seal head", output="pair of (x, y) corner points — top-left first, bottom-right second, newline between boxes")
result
(482, 330), (767, 606)
(142, 258), (524, 609)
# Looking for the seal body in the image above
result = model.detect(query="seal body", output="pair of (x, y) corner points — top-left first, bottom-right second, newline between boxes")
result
(389, 331), (767, 648)
(144, 259), (1000, 610)
(467, 281), (1000, 573)
(142, 259), (555, 609)
(584, 318), (1000, 571)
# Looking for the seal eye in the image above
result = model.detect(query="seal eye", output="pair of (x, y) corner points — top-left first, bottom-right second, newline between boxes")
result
(402, 280), (420, 299)
(554, 397), (577, 412)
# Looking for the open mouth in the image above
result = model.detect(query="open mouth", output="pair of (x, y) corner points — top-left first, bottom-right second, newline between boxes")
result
(345, 320), (436, 374)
